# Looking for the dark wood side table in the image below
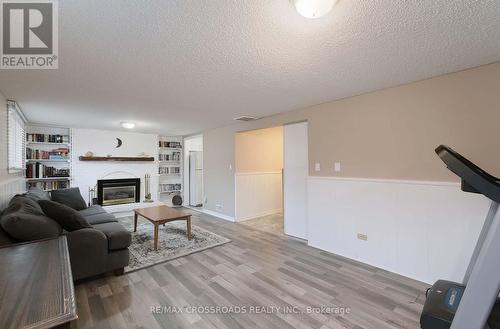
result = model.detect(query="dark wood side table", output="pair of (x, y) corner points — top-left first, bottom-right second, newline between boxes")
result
(134, 205), (192, 250)
(0, 236), (77, 329)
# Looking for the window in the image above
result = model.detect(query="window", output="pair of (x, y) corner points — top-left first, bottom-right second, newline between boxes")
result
(7, 101), (26, 173)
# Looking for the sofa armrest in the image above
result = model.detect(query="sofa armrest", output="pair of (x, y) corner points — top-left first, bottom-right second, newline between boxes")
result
(65, 228), (108, 280)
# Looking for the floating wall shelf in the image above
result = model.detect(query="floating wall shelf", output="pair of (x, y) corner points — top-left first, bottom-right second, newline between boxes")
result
(79, 156), (155, 162)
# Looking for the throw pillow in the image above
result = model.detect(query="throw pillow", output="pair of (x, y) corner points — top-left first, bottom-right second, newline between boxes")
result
(0, 195), (62, 241)
(50, 187), (88, 211)
(25, 187), (51, 202)
(3, 195), (45, 216)
(38, 200), (92, 231)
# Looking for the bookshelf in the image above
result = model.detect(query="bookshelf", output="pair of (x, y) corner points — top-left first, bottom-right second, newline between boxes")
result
(25, 125), (72, 192)
(158, 136), (183, 203)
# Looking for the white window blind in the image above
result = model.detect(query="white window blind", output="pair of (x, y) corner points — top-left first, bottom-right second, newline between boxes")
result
(7, 101), (26, 173)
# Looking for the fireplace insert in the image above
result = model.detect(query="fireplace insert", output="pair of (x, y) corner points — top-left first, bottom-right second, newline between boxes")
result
(97, 178), (140, 206)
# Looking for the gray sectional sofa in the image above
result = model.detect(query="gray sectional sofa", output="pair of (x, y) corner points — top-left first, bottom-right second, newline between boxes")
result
(0, 188), (131, 281)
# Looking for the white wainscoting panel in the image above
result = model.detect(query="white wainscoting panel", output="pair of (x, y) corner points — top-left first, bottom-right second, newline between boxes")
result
(0, 177), (25, 209)
(307, 176), (491, 284)
(235, 172), (282, 221)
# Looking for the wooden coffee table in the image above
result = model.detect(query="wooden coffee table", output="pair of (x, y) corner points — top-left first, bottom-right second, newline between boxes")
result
(133, 205), (192, 250)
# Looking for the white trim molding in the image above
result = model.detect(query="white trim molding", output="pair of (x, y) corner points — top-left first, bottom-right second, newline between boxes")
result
(190, 207), (235, 222)
(308, 175), (460, 187)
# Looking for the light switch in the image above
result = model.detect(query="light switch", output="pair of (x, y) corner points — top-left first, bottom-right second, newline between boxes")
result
(334, 162), (341, 172)
(315, 163), (321, 171)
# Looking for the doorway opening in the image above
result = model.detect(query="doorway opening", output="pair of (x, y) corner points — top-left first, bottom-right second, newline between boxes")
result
(234, 122), (309, 239)
(234, 126), (284, 235)
(183, 135), (204, 208)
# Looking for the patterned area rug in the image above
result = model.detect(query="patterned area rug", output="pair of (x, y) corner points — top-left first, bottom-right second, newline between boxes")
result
(118, 216), (231, 273)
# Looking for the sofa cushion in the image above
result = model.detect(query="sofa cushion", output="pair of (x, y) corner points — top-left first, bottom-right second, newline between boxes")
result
(0, 195), (61, 241)
(78, 205), (106, 217)
(92, 222), (131, 251)
(50, 187), (87, 211)
(38, 200), (92, 232)
(25, 187), (51, 202)
(84, 212), (118, 225)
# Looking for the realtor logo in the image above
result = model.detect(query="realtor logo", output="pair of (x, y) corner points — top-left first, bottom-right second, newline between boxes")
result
(1, 0), (58, 69)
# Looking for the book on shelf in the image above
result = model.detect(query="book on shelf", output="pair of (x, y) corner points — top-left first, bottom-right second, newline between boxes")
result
(159, 166), (181, 175)
(27, 180), (69, 191)
(26, 163), (70, 179)
(159, 183), (182, 192)
(159, 152), (181, 162)
(159, 141), (182, 148)
(26, 133), (69, 143)
(26, 147), (70, 160)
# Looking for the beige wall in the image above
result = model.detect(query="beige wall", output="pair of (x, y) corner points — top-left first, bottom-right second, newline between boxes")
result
(0, 91), (23, 183)
(203, 62), (500, 217)
(235, 126), (283, 173)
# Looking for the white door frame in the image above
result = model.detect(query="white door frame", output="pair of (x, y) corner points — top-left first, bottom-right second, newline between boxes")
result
(283, 121), (309, 240)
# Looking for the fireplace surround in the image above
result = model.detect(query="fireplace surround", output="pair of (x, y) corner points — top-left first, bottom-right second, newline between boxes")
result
(97, 178), (140, 206)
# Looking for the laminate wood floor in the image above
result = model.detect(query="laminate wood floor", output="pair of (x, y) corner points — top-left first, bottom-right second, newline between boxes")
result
(72, 209), (429, 329)
(239, 212), (284, 235)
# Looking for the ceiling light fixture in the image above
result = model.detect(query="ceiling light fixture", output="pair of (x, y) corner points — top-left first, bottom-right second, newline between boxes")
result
(292, 0), (337, 19)
(120, 122), (135, 129)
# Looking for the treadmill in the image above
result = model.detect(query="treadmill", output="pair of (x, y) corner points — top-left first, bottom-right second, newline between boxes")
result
(420, 145), (500, 329)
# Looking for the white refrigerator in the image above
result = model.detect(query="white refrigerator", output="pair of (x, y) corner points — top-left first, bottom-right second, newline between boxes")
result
(189, 151), (203, 207)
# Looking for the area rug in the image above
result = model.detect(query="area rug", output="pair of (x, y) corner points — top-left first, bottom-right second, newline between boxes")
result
(118, 217), (231, 273)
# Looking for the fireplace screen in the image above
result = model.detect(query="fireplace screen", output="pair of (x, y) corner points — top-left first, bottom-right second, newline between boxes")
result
(97, 178), (140, 206)
(102, 186), (136, 205)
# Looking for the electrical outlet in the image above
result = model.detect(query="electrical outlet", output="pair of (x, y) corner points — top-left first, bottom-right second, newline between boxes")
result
(334, 162), (341, 172)
(357, 233), (368, 241)
(315, 163), (321, 171)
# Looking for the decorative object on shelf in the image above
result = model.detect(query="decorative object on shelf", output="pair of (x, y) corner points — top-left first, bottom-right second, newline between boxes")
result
(143, 173), (153, 203)
(26, 146), (69, 160)
(116, 138), (123, 148)
(172, 194), (183, 206)
(85, 151), (94, 157)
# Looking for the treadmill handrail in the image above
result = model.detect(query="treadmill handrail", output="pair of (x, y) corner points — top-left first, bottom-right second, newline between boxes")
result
(435, 145), (500, 203)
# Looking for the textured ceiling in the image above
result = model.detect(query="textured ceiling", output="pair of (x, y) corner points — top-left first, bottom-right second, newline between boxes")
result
(1, 0), (499, 135)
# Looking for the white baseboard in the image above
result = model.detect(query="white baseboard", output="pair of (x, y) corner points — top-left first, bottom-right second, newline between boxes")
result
(189, 207), (235, 222)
